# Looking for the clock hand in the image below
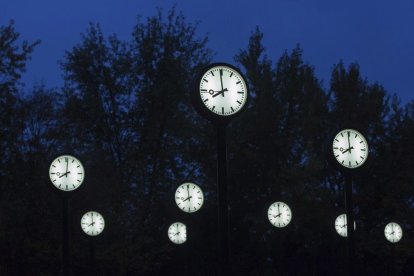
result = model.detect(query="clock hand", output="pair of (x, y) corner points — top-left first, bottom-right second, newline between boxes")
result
(59, 171), (71, 178)
(347, 131), (352, 153)
(207, 89), (221, 95)
(182, 196), (192, 202)
(212, 88), (228, 98)
(219, 69), (225, 97)
(65, 157), (69, 177)
(341, 146), (354, 154)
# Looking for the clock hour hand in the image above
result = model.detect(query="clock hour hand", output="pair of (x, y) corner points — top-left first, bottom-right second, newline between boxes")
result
(58, 171), (71, 178)
(182, 196), (192, 202)
(341, 146), (354, 154)
(212, 88), (228, 98)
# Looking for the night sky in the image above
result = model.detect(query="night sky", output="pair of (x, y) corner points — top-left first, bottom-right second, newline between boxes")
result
(2, 0), (414, 103)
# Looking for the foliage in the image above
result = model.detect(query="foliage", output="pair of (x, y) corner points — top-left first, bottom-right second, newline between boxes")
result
(1, 10), (413, 275)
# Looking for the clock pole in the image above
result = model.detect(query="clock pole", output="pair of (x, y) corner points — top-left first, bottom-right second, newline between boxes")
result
(216, 123), (229, 275)
(61, 195), (70, 276)
(89, 237), (95, 274)
(344, 172), (355, 275)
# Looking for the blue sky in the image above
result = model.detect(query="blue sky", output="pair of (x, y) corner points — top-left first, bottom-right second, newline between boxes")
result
(2, 0), (413, 103)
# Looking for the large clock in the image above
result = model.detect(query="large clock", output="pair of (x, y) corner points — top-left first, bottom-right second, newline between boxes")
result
(175, 182), (204, 213)
(168, 222), (187, 244)
(384, 222), (403, 243)
(81, 211), (105, 236)
(49, 155), (85, 191)
(332, 129), (368, 169)
(193, 63), (248, 123)
(267, 201), (292, 228)
(335, 214), (356, 237)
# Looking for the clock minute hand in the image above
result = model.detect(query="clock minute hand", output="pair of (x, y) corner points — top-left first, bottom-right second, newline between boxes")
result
(219, 69), (225, 97)
(347, 131), (352, 153)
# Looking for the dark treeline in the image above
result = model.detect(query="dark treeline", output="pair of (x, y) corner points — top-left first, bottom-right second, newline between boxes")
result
(1, 8), (414, 275)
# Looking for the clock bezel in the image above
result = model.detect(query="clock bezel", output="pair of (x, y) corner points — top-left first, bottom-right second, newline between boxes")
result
(267, 201), (293, 228)
(334, 213), (356, 238)
(80, 210), (105, 237)
(175, 182), (205, 213)
(328, 128), (370, 172)
(384, 222), (403, 243)
(192, 62), (249, 125)
(167, 221), (187, 245)
(49, 154), (85, 192)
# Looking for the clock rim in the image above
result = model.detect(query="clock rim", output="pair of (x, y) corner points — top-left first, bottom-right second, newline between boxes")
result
(267, 201), (292, 228)
(168, 221), (187, 244)
(334, 213), (356, 237)
(327, 127), (370, 173)
(49, 154), (85, 192)
(80, 210), (105, 236)
(175, 182), (204, 213)
(384, 222), (403, 243)
(192, 62), (249, 125)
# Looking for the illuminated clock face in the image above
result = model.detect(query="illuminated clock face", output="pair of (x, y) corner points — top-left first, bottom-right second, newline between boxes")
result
(335, 214), (356, 237)
(81, 211), (105, 236)
(384, 222), (403, 243)
(175, 183), (204, 213)
(267, 201), (292, 228)
(49, 155), (85, 191)
(332, 129), (368, 169)
(168, 222), (187, 244)
(199, 64), (247, 116)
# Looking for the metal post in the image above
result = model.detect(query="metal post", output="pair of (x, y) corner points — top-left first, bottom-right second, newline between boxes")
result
(216, 123), (229, 275)
(62, 195), (70, 276)
(345, 173), (355, 275)
(89, 237), (95, 274)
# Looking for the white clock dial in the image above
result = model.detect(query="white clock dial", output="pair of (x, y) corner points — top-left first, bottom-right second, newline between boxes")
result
(332, 129), (368, 169)
(81, 211), (105, 236)
(175, 183), (204, 213)
(49, 155), (85, 191)
(199, 65), (247, 116)
(384, 222), (403, 243)
(168, 222), (187, 244)
(267, 201), (292, 228)
(335, 214), (356, 237)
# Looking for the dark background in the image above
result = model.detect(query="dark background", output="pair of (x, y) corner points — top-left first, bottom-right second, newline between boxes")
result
(1, 5), (414, 275)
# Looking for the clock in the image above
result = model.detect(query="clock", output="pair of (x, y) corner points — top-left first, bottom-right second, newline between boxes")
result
(49, 155), (85, 191)
(335, 214), (356, 237)
(168, 222), (187, 244)
(384, 222), (403, 243)
(332, 129), (368, 169)
(81, 211), (105, 236)
(267, 201), (292, 228)
(193, 63), (248, 123)
(175, 182), (204, 213)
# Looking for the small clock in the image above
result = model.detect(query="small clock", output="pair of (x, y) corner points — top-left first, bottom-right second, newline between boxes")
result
(49, 155), (85, 191)
(267, 201), (292, 228)
(193, 63), (248, 123)
(175, 183), (204, 213)
(168, 222), (187, 244)
(335, 214), (356, 237)
(332, 129), (368, 169)
(81, 211), (105, 236)
(384, 222), (403, 243)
